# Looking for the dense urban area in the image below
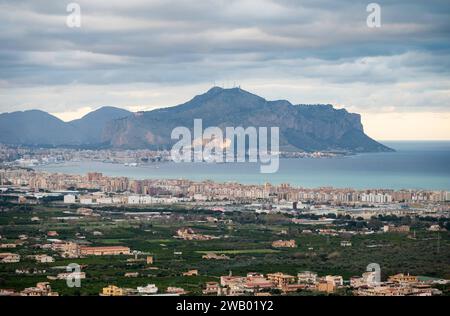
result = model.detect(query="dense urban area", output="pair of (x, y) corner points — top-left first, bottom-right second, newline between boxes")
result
(0, 147), (449, 296)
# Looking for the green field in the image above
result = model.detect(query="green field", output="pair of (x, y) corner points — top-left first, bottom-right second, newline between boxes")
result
(196, 249), (280, 254)
(0, 203), (449, 295)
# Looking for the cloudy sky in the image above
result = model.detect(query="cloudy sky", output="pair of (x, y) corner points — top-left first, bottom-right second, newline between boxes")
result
(0, 0), (449, 140)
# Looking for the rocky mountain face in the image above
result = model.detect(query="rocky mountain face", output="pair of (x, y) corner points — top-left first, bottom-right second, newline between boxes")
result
(102, 87), (393, 152)
(0, 88), (392, 152)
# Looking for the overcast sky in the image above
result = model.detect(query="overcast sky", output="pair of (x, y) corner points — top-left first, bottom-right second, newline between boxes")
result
(0, 0), (449, 140)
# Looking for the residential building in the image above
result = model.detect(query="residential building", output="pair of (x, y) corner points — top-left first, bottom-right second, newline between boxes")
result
(56, 272), (86, 280)
(297, 271), (318, 285)
(0, 253), (20, 263)
(203, 282), (220, 295)
(271, 240), (296, 248)
(183, 269), (198, 276)
(317, 280), (336, 293)
(35, 254), (54, 263)
(388, 273), (418, 284)
(79, 246), (131, 256)
(325, 275), (344, 286)
(102, 285), (124, 296)
(202, 253), (230, 260)
(137, 284), (158, 295)
(21, 282), (58, 296)
(166, 287), (187, 295)
(267, 272), (296, 288)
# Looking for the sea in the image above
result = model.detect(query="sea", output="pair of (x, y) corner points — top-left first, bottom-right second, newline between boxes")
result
(34, 141), (450, 191)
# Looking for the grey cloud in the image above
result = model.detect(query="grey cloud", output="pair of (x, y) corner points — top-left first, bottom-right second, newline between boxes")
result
(0, 0), (449, 114)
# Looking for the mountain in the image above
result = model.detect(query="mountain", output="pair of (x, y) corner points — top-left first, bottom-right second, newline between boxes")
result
(0, 107), (131, 146)
(0, 89), (392, 152)
(69, 106), (132, 144)
(102, 87), (393, 153)
(0, 110), (80, 146)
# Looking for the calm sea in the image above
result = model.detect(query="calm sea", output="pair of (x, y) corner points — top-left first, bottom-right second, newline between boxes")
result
(34, 141), (450, 190)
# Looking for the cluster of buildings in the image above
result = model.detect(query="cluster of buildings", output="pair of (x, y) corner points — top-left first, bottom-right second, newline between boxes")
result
(101, 284), (187, 296)
(383, 225), (411, 233)
(1, 243), (132, 265)
(78, 246), (131, 256)
(29, 254), (55, 263)
(175, 228), (218, 241)
(0, 282), (59, 296)
(272, 240), (297, 248)
(202, 271), (446, 296)
(34, 240), (131, 259)
(352, 273), (445, 296)
(0, 252), (20, 263)
(202, 253), (230, 260)
(1, 168), (449, 207)
(0, 147), (171, 167)
(202, 271), (339, 295)
(0, 146), (351, 167)
(64, 193), (187, 205)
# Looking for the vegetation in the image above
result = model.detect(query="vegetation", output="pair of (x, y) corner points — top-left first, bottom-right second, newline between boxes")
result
(0, 204), (449, 295)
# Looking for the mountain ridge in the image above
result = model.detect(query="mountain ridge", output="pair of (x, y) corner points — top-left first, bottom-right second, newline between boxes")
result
(0, 106), (131, 146)
(0, 88), (393, 153)
(69, 106), (132, 144)
(102, 87), (392, 152)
